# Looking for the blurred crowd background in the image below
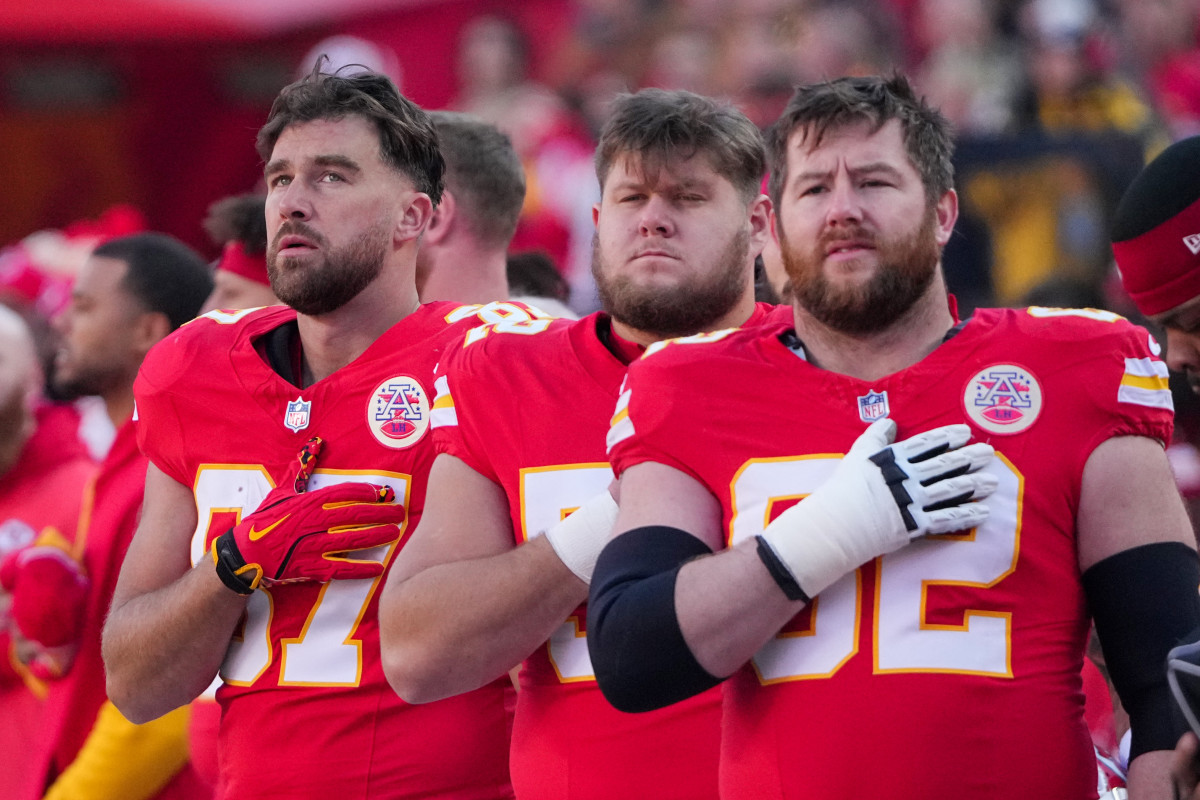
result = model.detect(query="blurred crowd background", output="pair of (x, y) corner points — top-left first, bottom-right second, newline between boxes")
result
(6, 0), (1200, 430)
(5, 0), (1200, 319)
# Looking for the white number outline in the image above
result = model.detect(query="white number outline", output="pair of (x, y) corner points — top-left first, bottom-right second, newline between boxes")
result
(445, 301), (555, 347)
(192, 464), (411, 688)
(728, 452), (1021, 683)
(518, 462), (612, 683)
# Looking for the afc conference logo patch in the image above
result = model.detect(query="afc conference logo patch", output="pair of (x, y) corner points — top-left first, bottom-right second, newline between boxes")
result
(284, 396), (312, 432)
(857, 390), (890, 422)
(963, 364), (1043, 435)
(368, 376), (430, 449)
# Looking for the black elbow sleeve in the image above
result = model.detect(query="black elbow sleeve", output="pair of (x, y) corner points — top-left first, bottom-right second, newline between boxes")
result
(587, 525), (722, 713)
(1083, 541), (1200, 759)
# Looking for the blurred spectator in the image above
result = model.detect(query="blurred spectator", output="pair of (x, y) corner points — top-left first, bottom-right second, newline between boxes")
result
(913, 0), (1022, 135)
(1116, 0), (1200, 140)
(22, 233), (212, 800)
(0, 303), (95, 799)
(1015, 0), (1156, 140)
(199, 194), (277, 314)
(792, 1), (900, 83)
(416, 112), (524, 304)
(452, 14), (596, 310)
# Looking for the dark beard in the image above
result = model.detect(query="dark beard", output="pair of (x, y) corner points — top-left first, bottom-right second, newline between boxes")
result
(592, 227), (750, 339)
(781, 209), (940, 336)
(51, 362), (126, 403)
(0, 387), (29, 458)
(268, 220), (388, 316)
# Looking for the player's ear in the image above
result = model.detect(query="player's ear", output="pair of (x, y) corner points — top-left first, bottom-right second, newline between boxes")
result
(423, 189), (456, 246)
(933, 189), (958, 247)
(748, 193), (771, 251)
(134, 310), (172, 353)
(395, 192), (434, 245)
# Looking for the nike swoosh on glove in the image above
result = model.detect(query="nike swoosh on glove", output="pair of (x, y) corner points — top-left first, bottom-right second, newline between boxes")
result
(211, 437), (406, 594)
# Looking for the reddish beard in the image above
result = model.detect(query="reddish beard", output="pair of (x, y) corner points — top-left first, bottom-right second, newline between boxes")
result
(267, 220), (388, 316)
(780, 206), (941, 335)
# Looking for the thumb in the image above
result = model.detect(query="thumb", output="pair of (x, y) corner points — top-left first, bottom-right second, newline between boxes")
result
(847, 418), (897, 458)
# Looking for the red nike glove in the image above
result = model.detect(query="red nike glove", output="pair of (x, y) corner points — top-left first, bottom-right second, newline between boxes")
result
(210, 437), (405, 594)
(0, 530), (88, 648)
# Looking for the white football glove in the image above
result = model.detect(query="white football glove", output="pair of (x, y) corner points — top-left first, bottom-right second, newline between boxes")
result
(543, 489), (620, 584)
(759, 419), (997, 601)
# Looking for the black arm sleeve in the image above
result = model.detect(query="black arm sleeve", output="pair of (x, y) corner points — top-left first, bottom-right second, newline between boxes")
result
(587, 525), (723, 713)
(1083, 541), (1200, 759)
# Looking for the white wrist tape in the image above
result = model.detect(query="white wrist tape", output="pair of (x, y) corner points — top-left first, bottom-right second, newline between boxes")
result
(759, 419), (997, 600)
(543, 490), (620, 585)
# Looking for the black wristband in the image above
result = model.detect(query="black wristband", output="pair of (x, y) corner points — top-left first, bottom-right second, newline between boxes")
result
(755, 535), (811, 603)
(212, 530), (255, 596)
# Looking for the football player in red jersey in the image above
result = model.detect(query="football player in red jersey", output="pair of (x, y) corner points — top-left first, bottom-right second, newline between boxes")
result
(589, 74), (1200, 799)
(1109, 135), (1200, 799)
(102, 63), (525, 799)
(379, 89), (781, 799)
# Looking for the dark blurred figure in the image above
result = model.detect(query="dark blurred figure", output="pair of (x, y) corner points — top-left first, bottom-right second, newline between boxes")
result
(506, 250), (575, 318)
(200, 194), (277, 313)
(0, 303), (95, 799)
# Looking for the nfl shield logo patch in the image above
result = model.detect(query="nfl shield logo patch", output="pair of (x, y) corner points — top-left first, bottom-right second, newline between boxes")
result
(857, 390), (890, 423)
(284, 396), (312, 432)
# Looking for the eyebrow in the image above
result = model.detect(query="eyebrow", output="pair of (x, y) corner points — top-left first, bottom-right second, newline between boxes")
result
(610, 175), (714, 193)
(793, 161), (906, 183)
(263, 154), (363, 178)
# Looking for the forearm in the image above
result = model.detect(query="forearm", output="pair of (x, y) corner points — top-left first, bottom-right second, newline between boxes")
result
(103, 562), (247, 723)
(381, 535), (586, 703)
(1127, 749), (1174, 800)
(675, 537), (809, 676)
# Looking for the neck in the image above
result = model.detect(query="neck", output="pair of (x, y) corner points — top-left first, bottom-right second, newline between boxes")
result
(418, 245), (509, 305)
(791, 273), (955, 382)
(104, 387), (136, 429)
(611, 291), (758, 348)
(296, 274), (420, 385)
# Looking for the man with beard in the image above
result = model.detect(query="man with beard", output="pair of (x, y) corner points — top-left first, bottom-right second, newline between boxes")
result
(589, 74), (1197, 798)
(379, 88), (781, 799)
(103, 64), (530, 799)
(23, 232), (213, 800)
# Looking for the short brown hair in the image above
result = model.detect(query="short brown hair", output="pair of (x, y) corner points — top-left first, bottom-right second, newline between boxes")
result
(767, 74), (954, 208)
(257, 59), (444, 204)
(595, 88), (766, 201)
(430, 111), (525, 248)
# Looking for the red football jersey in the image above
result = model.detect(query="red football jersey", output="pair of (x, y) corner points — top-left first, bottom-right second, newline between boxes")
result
(609, 306), (1173, 799)
(135, 302), (546, 799)
(433, 304), (780, 800)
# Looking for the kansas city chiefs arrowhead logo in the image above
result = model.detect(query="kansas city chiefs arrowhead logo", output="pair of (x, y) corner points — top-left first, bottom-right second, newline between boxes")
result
(1185, 233), (1200, 255)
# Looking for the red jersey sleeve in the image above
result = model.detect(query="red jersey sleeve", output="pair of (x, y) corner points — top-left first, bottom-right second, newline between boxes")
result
(608, 327), (762, 484)
(430, 342), (501, 484)
(134, 318), (215, 487)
